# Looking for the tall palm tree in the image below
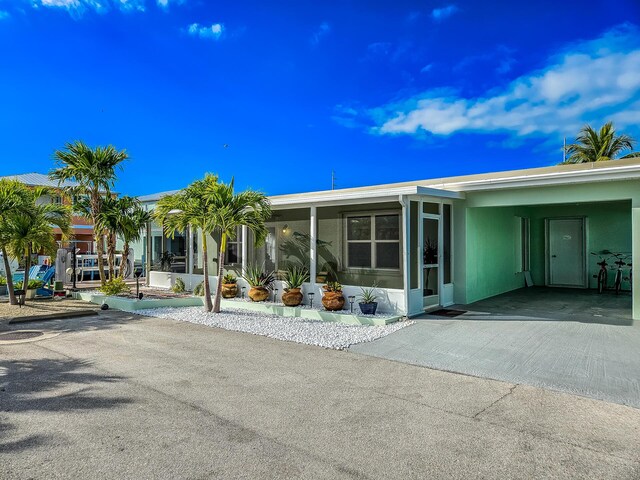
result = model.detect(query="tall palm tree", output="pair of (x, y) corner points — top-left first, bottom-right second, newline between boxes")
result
(50, 140), (128, 285)
(93, 195), (122, 281)
(0, 179), (31, 305)
(154, 174), (271, 313)
(3, 187), (71, 303)
(563, 122), (640, 164)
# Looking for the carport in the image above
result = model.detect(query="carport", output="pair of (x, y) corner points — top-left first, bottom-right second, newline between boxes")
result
(454, 170), (638, 319)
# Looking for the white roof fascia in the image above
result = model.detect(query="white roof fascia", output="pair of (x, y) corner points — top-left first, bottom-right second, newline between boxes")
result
(269, 185), (464, 208)
(432, 164), (640, 192)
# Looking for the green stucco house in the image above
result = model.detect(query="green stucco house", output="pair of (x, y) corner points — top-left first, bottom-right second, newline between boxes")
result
(134, 158), (638, 319)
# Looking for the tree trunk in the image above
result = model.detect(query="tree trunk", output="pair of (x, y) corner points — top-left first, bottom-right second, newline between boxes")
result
(22, 245), (31, 305)
(92, 191), (106, 285)
(120, 242), (130, 279)
(212, 232), (227, 314)
(107, 232), (116, 281)
(201, 230), (213, 312)
(2, 246), (17, 305)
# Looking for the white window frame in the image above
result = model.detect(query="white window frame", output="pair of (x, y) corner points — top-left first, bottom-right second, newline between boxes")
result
(224, 227), (243, 266)
(344, 211), (402, 271)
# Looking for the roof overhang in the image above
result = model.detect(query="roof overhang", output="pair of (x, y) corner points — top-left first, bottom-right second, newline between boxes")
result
(269, 185), (464, 209)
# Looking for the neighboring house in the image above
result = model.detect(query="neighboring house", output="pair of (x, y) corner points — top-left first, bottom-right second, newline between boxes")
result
(0, 172), (96, 253)
(134, 158), (640, 319)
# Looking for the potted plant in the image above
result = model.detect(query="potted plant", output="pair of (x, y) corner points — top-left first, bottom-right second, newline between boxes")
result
(0, 276), (6, 296)
(322, 281), (345, 311)
(15, 279), (44, 299)
(221, 273), (238, 298)
(242, 264), (275, 302)
(358, 286), (378, 315)
(281, 265), (309, 307)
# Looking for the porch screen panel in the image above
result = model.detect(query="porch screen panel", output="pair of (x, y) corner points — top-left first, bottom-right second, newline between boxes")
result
(443, 204), (452, 284)
(410, 201), (418, 289)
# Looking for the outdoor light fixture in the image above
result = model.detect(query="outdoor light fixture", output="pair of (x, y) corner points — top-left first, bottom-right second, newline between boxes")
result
(308, 292), (315, 309)
(282, 224), (289, 234)
(348, 295), (356, 313)
(241, 287), (246, 299)
(273, 288), (278, 303)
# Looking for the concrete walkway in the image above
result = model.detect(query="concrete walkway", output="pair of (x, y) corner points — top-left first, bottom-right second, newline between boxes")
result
(1, 310), (639, 479)
(351, 288), (640, 408)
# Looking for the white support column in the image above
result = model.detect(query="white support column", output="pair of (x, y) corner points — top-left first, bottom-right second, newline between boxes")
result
(310, 206), (317, 291)
(145, 220), (152, 287)
(241, 225), (248, 275)
(633, 206), (640, 320)
(400, 195), (409, 317)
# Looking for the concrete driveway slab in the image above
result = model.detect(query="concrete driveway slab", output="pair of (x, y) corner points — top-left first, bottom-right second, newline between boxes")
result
(1, 311), (639, 479)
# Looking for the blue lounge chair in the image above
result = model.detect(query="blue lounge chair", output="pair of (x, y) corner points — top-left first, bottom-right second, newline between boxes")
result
(12, 265), (41, 284)
(35, 267), (56, 297)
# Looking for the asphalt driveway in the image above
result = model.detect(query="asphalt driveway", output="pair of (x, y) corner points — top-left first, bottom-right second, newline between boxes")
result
(1, 310), (639, 479)
(351, 288), (640, 408)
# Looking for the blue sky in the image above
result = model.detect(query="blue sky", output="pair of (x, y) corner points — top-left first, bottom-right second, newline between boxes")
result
(0, 0), (639, 196)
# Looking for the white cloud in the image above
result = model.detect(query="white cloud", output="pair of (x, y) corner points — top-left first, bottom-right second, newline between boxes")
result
(187, 22), (224, 40)
(371, 24), (640, 140)
(431, 4), (459, 22)
(34, 0), (169, 15)
(156, 0), (184, 9)
(311, 21), (330, 46)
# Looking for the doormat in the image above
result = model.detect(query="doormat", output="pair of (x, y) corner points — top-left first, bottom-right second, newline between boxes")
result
(428, 309), (467, 318)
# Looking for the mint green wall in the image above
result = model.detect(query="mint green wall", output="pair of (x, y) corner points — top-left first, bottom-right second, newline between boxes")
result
(527, 201), (631, 290)
(464, 206), (528, 303)
(463, 200), (632, 304)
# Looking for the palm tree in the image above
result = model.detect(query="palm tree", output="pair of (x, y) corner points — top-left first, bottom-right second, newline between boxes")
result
(3, 187), (71, 303)
(50, 140), (128, 285)
(93, 195), (122, 281)
(0, 179), (31, 305)
(118, 199), (150, 279)
(154, 174), (271, 313)
(563, 122), (640, 164)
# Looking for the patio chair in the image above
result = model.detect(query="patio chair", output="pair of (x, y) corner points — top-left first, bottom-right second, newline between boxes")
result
(35, 267), (56, 297)
(12, 265), (41, 284)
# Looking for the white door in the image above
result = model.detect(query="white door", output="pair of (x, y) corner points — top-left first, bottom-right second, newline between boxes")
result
(423, 216), (440, 308)
(547, 218), (586, 287)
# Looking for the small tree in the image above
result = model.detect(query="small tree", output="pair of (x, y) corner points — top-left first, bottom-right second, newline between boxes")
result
(3, 187), (71, 302)
(50, 141), (128, 285)
(154, 174), (271, 313)
(0, 179), (31, 305)
(563, 122), (640, 164)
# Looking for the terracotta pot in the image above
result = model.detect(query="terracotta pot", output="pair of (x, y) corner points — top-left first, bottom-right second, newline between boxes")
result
(282, 288), (303, 307)
(221, 283), (238, 299)
(248, 286), (269, 302)
(322, 291), (345, 311)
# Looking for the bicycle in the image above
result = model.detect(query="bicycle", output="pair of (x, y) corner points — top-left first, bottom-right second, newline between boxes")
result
(591, 252), (609, 294)
(611, 253), (626, 295)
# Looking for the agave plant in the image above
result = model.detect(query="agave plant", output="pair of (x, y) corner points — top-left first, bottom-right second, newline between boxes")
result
(222, 273), (237, 284)
(358, 286), (378, 304)
(283, 265), (309, 291)
(323, 281), (342, 292)
(242, 264), (275, 290)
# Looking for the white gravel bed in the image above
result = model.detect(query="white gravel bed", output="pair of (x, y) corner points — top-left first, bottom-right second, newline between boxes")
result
(133, 306), (413, 349)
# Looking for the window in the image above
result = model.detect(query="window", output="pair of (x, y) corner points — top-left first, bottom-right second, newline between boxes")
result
(225, 227), (243, 265)
(346, 213), (400, 269)
(51, 195), (63, 205)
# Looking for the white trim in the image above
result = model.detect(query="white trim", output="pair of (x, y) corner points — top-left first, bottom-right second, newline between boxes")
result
(270, 185), (464, 208)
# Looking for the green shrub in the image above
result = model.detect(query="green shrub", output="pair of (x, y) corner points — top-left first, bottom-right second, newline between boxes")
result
(14, 279), (44, 290)
(172, 277), (186, 294)
(193, 281), (205, 296)
(99, 277), (131, 296)
(0, 276), (6, 286)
